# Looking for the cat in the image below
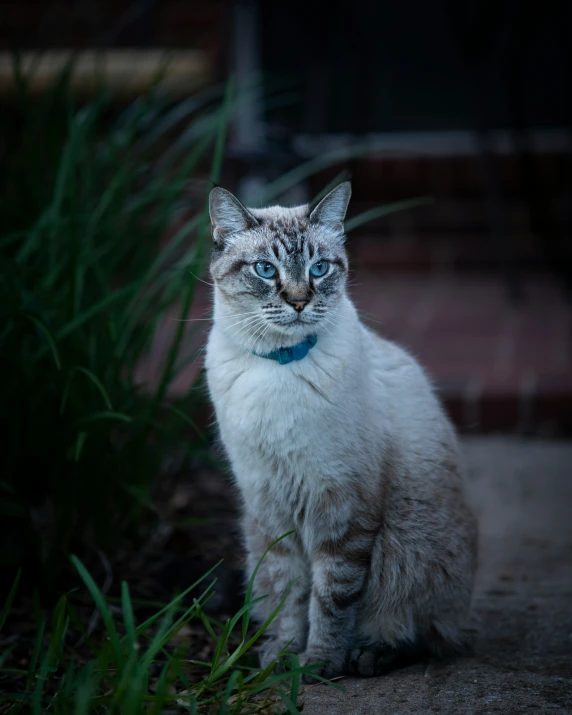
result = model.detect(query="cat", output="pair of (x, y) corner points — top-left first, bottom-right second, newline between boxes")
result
(205, 181), (477, 681)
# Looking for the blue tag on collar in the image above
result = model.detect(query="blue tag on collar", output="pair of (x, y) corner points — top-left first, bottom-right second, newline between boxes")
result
(254, 334), (317, 365)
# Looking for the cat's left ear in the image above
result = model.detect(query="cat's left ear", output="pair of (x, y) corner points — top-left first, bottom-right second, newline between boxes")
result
(309, 181), (352, 235)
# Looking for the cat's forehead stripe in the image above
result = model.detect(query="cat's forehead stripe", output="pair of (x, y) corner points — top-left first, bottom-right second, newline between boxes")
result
(261, 217), (308, 254)
(263, 216), (308, 233)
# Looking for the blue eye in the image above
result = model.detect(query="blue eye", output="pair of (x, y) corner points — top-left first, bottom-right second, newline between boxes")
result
(254, 261), (277, 279)
(309, 260), (329, 278)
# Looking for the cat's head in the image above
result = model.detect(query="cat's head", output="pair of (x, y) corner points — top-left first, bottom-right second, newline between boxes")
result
(208, 182), (351, 346)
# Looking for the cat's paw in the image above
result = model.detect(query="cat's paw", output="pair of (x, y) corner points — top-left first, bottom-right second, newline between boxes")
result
(298, 648), (346, 684)
(258, 638), (303, 671)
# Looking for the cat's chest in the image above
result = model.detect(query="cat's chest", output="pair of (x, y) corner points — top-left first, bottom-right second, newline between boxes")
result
(213, 357), (328, 449)
(207, 350), (352, 475)
(206, 334), (369, 536)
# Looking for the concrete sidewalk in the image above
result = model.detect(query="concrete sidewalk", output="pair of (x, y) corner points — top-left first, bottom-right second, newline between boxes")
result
(301, 438), (572, 714)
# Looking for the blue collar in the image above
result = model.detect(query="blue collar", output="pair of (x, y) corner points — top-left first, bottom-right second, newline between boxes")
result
(253, 334), (317, 365)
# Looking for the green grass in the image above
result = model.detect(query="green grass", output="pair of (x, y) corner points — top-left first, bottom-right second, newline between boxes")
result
(0, 63), (234, 585)
(0, 59), (430, 589)
(0, 543), (334, 714)
(0, 55), (429, 712)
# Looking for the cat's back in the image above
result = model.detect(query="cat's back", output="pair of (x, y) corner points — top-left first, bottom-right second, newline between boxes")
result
(361, 325), (435, 402)
(360, 324), (455, 450)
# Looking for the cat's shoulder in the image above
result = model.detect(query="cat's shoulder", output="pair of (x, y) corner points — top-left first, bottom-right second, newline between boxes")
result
(361, 324), (426, 376)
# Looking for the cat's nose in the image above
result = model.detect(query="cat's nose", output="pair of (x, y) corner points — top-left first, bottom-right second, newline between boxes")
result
(287, 298), (309, 312)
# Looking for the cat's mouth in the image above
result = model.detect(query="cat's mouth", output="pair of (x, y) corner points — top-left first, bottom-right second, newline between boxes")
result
(269, 314), (318, 332)
(261, 306), (322, 333)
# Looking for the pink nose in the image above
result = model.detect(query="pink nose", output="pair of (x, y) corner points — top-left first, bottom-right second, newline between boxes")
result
(290, 300), (308, 312)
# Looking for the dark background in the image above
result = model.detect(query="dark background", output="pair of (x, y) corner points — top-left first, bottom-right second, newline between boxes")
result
(2, 0), (571, 434)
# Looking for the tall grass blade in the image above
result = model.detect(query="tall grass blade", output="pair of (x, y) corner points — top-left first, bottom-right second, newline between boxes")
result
(256, 145), (371, 205)
(70, 366), (114, 409)
(344, 196), (433, 233)
(135, 562), (221, 633)
(0, 567), (21, 633)
(278, 688), (301, 715)
(46, 596), (68, 672)
(73, 662), (97, 715)
(152, 77), (234, 410)
(55, 281), (140, 341)
(242, 531), (295, 639)
(71, 555), (121, 660)
(310, 169), (353, 204)
(76, 410), (132, 425)
(121, 581), (137, 646)
(21, 313), (61, 369)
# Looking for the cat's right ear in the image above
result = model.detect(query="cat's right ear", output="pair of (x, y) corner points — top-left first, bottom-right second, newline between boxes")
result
(209, 187), (259, 248)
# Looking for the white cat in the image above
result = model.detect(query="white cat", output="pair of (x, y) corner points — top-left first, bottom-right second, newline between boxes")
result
(205, 182), (477, 680)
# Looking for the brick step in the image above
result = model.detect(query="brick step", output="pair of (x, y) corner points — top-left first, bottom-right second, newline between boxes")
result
(137, 273), (572, 437)
(184, 377), (572, 437)
(347, 234), (543, 272)
(346, 198), (568, 235)
(308, 154), (571, 199)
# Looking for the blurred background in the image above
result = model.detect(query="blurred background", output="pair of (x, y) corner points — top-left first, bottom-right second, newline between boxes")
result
(1, 2), (571, 709)
(1, 0), (571, 574)
(2, 0), (571, 437)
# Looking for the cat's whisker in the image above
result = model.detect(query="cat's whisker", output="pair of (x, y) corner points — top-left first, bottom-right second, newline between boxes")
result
(221, 314), (264, 336)
(318, 312), (343, 340)
(359, 312), (384, 325)
(171, 310), (259, 324)
(226, 317), (265, 345)
(235, 322), (268, 373)
(252, 320), (275, 352)
(242, 318), (271, 347)
(170, 317), (211, 323)
(243, 319), (270, 356)
(174, 336), (211, 377)
(319, 308), (340, 323)
(318, 320), (335, 340)
(257, 322), (274, 350)
(222, 325), (262, 356)
(323, 314), (340, 328)
(217, 311), (261, 324)
(222, 317), (261, 336)
(250, 324), (272, 358)
(187, 269), (216, 287)
(241, 322), (262, 350)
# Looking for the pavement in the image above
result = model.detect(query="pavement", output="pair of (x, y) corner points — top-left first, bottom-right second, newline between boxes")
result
(300, 437), (572, 714)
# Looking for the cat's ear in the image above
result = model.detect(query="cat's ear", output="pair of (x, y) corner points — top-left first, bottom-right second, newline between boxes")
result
(209, 187), (259, 247)
(309, 181), (352, 234)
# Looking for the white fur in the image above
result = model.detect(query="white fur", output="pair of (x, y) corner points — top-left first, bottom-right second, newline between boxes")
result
(205, 186), (476, 678)
(206, 289), (464, 638)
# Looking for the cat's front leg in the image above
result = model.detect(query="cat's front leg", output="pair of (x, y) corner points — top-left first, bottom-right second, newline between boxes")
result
(243, 515), (310, 668)
(299, 528), (374, 682)
(258, 544), (311, 668)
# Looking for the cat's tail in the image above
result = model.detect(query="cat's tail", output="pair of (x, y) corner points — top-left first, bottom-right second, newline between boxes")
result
(423, 620), (478, 657)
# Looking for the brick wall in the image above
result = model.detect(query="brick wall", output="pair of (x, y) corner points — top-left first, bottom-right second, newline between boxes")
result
(1, 0), (229, 59)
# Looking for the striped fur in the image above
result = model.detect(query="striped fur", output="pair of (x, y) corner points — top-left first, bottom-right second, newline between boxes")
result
(205, 183), (477, 681)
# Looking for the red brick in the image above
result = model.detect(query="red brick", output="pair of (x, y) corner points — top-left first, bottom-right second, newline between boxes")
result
(136, 267), (572, 434)
(534, 376), (572, 435)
